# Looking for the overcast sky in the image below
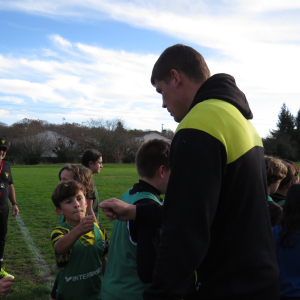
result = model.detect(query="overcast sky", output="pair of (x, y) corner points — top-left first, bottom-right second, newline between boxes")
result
(1, 0), (300, 137)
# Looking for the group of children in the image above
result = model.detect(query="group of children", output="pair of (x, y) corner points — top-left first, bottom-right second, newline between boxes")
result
(50, 139), (170, 300)
(264, 156), (300, 299)
(49, 143), (300, 300)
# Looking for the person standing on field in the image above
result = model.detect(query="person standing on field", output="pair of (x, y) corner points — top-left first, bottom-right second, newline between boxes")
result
(0, 138), (19, 280)
(82, 149), (103, 223)
(100, 44), (280, 300)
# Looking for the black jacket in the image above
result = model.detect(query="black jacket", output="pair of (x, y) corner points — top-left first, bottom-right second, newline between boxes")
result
(143, 74), (280, 300)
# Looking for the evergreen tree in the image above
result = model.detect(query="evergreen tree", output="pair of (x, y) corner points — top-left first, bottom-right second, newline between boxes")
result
(295, 109), (300, 130)
(294, 109), (300, 159)
(275, 103), (295, 134)
(265, 103), (298, 160)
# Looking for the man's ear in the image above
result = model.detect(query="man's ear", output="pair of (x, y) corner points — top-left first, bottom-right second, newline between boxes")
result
(170, 69), (182, 86)
(56, 207), (63, 216)
(287, 181), (292, 188)
(88, 161), (94, 168)
(157, 165), (165, 179)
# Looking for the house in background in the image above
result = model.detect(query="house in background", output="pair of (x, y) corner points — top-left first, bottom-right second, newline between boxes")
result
(139, 131), (172, 144)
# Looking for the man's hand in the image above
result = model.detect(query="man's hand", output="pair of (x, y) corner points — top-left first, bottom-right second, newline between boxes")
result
(99, 198), (136, 221)
(77, 215), (94, 235)
(8, 185), (17, 218)
(11, 205), (19, 218)
(0, 277), (14, 299)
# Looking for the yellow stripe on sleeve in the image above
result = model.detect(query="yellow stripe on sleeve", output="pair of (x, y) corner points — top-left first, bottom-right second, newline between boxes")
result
(176, 99), (263, 164)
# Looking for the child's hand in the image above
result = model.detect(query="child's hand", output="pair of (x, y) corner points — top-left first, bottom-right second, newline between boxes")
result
(0, 277), (14, 299)
(78, 215), (94, 235)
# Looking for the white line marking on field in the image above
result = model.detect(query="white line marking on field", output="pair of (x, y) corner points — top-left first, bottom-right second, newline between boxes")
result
(15, 214), (54, 287)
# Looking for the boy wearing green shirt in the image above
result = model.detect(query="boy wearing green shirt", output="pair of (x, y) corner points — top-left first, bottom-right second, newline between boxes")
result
(51, 180), (108, 300)
(101, 139), (170, 300)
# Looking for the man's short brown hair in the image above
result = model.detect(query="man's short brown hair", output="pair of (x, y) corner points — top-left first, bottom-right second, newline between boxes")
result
(264, 156), (287, 186)
(52, 180), (85, 208)
(151, 44), (211, 85)
(136, 139), (170, 179)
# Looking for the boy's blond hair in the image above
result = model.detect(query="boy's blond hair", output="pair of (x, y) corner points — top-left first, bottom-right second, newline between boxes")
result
(264, 156), (287, 186)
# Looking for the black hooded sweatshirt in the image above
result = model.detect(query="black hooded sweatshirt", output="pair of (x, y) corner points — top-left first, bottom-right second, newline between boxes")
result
(142, 74), (280, 300)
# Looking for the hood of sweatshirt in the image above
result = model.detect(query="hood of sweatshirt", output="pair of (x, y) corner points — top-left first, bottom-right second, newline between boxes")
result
(189, 73), (253, 120)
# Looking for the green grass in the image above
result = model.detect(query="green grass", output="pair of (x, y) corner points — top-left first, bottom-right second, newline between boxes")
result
(4, 162), (300, 299)
(4, 163), (139, 299)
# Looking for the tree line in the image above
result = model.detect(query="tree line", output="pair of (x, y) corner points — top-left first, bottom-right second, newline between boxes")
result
(0, 118), (174, 165)
(3, 104), (297, 165)
(263, 103), (300, 161)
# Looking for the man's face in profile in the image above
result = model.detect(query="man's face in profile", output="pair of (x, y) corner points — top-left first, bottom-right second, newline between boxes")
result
(0, 147), (8, 160)
(155, 79), (188, 123)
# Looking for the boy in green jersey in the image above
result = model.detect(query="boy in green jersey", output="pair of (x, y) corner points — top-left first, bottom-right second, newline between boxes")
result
(101, 139), (170, 300)
(51, 180), (108, 300)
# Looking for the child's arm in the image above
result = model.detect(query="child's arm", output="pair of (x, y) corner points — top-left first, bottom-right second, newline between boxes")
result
(86, 198), (98, 223)
(54, 215), (94, 255)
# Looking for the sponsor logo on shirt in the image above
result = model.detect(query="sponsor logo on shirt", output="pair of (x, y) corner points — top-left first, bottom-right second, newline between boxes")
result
(64, 268), (101, 282)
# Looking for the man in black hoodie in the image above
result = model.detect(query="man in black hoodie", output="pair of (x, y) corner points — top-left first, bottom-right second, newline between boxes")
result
(100, 44), (280, 300)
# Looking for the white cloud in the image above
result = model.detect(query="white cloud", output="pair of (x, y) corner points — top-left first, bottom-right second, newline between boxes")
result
(0, 109), (27, 120)
(236, 0), (300, 13)
(1, 1), (300, 135)
(0, 36), (172, 131)
(49, 34), (72, 48)
(0, 96), (25, 104)
(42, 49), (58, 57)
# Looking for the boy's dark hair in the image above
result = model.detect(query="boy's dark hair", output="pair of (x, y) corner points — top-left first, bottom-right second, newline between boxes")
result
(278, 160), (295, 188)
(82, 149), (102, 167)
(279, 184), (300, 248)
(136, 139), (170, 179)
(52, 180), (86, 208)
(264, 156), (287, 186)
(58, 165), (94, 197)
(151, 44), (211, 85)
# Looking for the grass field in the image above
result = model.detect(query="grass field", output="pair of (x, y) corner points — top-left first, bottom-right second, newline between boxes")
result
(4, 163), (139, 299)
(3, 162), (300, 299)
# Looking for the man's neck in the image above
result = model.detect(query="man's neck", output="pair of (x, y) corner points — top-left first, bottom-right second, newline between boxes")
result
(182, 80), (204, 109)
(140, 177), (160, 194)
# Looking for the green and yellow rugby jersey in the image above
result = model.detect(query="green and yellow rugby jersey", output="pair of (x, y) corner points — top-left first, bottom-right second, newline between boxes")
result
(51, 222), (109, 270)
